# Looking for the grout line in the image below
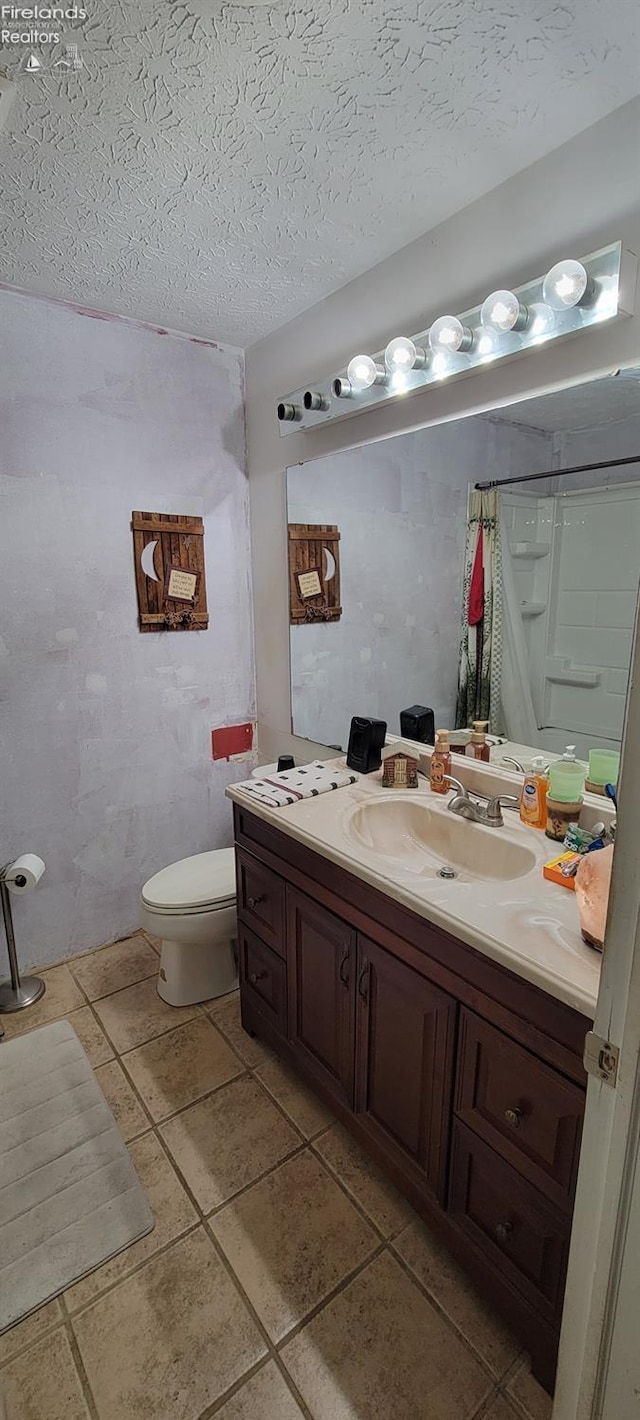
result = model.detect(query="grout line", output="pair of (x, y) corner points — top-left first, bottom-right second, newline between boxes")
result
(269, 1352), (317, 1420)
(73, 967), (160, 1006)
(116, 1051), (249, 1130)
(272, 1240), (387, 1355)
(305, 1137), (391, 1246)
(139, 929), (162, 956)
(201, 1215), (386, 1419)
(469, 1381), (504, 1419)
(200, 1220), (316, 1420)
(197, 1353), (316, 1420)
(195, 1356), (276, 1419)
(93, 1053), (156, 1134)
(81, 999), (118, 1063)
(498, 1355), (545, 1420)
(387, 1239), (513, 1390)
(200, 1139), (309, 1220)
(0, 1310), (63, 1370)
(6, 962), (533, 1420)
(65, 1221), (202, 1319)
(89, 997), (201, 1055)
(64, 1319), (100, 1420)
(18, 932), (146, 980)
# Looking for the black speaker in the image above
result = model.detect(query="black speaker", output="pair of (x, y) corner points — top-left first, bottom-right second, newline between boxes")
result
(346, 717), (387, 774)
(400, 705), (435, 745)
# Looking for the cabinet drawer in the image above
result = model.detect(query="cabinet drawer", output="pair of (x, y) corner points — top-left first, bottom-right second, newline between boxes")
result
(236, 850), (285, 957)
(455, 1009), (584, 1210)
(239, 925), (286, 1034)
(449, 1122), (570, 1324)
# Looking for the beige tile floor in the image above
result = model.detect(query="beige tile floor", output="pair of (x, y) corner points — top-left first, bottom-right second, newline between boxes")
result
(0, 931), (553, 1420)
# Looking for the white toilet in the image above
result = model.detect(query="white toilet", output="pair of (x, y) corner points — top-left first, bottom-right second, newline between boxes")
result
(140, 848), (238, 1007)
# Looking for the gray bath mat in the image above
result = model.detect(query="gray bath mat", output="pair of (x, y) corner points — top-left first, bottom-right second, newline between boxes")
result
(0, 1018), (154, 1332)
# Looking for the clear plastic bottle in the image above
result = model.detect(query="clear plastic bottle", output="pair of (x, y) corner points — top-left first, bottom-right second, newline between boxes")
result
(430, 730), (452, 794)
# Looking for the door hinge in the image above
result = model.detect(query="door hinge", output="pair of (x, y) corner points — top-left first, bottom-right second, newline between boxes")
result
(584, 1031), (620, 1086)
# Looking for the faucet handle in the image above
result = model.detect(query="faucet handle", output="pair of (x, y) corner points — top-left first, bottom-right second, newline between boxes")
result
(486, 793), (521, 826)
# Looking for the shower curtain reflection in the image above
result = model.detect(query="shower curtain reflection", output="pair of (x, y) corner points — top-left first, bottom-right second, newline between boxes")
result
(455, 489), (503, 734)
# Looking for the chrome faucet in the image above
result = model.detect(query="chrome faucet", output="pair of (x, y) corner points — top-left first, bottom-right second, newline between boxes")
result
(485, 793), (522, 826)
(501, 755), (550, 775)
(447, 779), (521, 828)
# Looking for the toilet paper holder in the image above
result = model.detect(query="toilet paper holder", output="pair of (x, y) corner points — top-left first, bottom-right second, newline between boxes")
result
(0, 859), (46, 1019)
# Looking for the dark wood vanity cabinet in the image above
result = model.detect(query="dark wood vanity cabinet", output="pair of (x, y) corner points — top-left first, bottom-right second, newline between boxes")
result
(355, 936), (457, 1205)
(287, 888), (356, 1110)
(234, 805), (589, 1393)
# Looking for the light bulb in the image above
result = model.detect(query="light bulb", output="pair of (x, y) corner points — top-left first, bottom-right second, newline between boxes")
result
(480, 289), (527, 333)
(346, 354), (384, 390)
(542, 259), (592, 310)
(428, 315), (473, 354)
(431, 352), (452, 378)
(528, 302), (556, 344)
(476, 330), (501, 362)
(384, 336), (426, 372)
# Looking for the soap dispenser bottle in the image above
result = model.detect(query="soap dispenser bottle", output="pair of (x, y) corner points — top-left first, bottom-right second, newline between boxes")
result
(430, 730), (452, 794)
(520, 756), (549, 829)
(465, 720), (490, 761)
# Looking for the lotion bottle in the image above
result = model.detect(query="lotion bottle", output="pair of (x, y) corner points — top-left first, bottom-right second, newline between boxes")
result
(430, 730), (452, 794)
(520, 755), (549, 829)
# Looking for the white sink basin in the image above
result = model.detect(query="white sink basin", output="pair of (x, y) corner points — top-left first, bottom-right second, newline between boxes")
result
(346, 796), (536, 881)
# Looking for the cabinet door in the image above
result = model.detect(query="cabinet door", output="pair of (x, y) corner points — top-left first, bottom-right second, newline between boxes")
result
(287, 887), (356, 1108)
(355, 936), (457, 1203)
(449, 1121), (570, 1325)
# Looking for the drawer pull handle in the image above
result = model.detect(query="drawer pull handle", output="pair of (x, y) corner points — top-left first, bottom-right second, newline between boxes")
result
(504, 1107), (522, 1129)
(249, 971), (267, 985)
(357, 961), (370, 1003)
(248, 895), (266, 909)
(495, 1221), (513, 1245)
(339, 947), (350, 987)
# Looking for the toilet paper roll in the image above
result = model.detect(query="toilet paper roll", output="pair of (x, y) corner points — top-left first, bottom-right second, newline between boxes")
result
(5, 854), (45, 894)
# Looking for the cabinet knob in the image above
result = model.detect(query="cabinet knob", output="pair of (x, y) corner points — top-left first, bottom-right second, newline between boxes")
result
(249, 971), (267, 985)
(248, 894), (266, 909)
(504, 1107), (522, 1129)
(495, 1221), (513, 1245)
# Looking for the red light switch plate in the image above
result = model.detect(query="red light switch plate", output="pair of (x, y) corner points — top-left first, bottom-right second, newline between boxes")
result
(212, 722), (255, 760)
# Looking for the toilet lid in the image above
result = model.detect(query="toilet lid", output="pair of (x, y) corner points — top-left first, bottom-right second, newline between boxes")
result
(142, 848), (236, 911)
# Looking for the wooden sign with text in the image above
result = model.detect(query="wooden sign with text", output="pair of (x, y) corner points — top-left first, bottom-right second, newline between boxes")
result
(132, 511), (209, 632)
(288, 523), (341, 624)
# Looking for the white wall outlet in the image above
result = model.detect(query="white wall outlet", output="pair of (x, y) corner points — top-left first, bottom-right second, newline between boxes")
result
(0, 76), (17, 135)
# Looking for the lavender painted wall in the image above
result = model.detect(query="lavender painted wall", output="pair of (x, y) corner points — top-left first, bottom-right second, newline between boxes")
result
(0, 290), (254, 971)
(288, 414), (549, 748)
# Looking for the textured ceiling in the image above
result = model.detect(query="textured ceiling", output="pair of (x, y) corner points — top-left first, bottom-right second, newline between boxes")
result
(497, 371), (640, 432)
(1, 0), (639, 346)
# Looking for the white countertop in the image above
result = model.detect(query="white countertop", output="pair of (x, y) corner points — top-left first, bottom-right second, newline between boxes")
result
(227, 762), (602, 1020)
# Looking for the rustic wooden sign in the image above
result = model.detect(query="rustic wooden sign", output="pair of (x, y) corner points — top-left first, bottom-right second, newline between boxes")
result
(288, 523), (341, 624)
(132, 511), (209, 632)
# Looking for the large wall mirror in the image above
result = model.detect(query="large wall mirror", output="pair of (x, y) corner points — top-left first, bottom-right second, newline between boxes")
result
(287, 368), (640, 761)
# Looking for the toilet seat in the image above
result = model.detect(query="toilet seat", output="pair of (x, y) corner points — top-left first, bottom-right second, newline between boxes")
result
(141, 898), (234, 919)
(141, 848), (236, 913)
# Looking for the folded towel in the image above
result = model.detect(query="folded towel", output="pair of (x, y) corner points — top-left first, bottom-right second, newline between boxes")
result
(238, 760), (358, 808)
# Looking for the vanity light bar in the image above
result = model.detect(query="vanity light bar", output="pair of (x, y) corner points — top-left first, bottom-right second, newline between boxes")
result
(276, 242), (635, 436)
